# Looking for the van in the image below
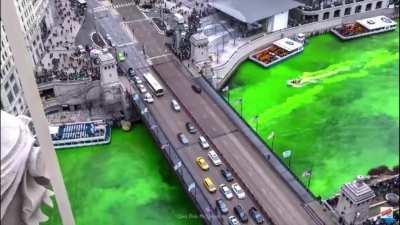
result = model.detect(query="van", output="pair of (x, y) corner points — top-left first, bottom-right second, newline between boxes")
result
(203, 177), (217, 193)
(199, 135), (209, 149)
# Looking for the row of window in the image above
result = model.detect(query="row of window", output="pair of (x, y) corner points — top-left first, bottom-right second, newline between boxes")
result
(322, 1), (383, 20)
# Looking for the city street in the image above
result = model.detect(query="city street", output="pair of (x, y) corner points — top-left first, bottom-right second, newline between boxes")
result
(83, 0), (330, 224)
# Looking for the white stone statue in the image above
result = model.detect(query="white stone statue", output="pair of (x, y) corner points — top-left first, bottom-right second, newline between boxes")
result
(1, 110), (54, 225)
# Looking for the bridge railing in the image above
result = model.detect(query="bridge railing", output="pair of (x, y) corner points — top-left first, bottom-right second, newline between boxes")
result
(131, 94), (223, 225)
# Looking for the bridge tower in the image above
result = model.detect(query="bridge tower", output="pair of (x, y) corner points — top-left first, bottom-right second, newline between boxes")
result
(98, 51), (127, 120)
(335, 178), (375, 225)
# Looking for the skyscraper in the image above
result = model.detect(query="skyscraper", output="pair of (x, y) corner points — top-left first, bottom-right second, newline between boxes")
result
(1, 0), (54, 116)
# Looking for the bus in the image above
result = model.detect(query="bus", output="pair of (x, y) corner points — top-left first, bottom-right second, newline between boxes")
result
(143, 72), (164, 97)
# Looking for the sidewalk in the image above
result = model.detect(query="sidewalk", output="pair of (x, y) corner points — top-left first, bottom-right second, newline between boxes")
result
(40, 0), (85, 72)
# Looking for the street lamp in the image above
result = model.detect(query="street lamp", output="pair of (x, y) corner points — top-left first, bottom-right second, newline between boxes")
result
(252, 115), (259, 133)
(234, 97), (243, 117)
(267, 131), (276, 152)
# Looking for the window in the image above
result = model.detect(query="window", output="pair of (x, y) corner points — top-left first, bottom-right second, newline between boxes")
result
(4, 81), (10, 90)
(345, 7), (351, 15)
(334, 9), (341, 17)
(323, 12), (330, 20)
(13, 83), (19, 95)
(355, 5), (362, 13)
(376, 1), (382, 8)
(7, 91), (14, 103)
(13, 106), (17, 113)
(10, 73), (15, 82)
(366, 3), (372, 10)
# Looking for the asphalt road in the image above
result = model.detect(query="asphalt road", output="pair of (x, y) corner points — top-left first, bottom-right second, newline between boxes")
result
(152, 61), (318, 225)
(84, 1), (331, 224)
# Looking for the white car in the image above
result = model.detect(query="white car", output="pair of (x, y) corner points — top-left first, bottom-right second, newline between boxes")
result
(137, 84), (147, 93)
(219, 184), (233, 200)
(198, 136), (210, 149)
(134, 76), (143, 84)
(228, 216), (240, 225)
(232, 183), (245, 199)
(207, 150), (222, 166)
(143, 93), (154, 103)
(171, 99), (181, 112)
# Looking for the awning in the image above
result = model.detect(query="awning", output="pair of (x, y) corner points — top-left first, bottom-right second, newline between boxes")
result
(273, 38), (303, 52)
(209, 0), (302, 24)
(357, 16), (397, 30)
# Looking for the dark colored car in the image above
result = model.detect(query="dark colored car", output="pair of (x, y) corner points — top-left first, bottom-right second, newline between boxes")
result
(216, 199), (229, 215)
(234, 205), (248, 223)
(177, 133), (189, 145)
(128, 67), (135, 77)
(221, 168), (234, 182)
(185, 122), (197, 134)
(249, 207), (264, 224)
(191, 84), (202, 94)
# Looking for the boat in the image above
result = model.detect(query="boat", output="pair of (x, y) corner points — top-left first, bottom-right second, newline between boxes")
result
(287, 78), (304, 88)
(249, 37), (304, 68)
(331, 15), (397, 40)
(49, 120), (111, 149)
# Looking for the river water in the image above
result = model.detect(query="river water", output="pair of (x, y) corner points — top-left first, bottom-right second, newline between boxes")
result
(43, 125), (202, 225)
(226, 27), (399, 198)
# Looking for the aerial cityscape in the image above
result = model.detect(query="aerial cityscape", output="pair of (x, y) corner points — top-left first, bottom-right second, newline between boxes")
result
(0, 0), (398, 225)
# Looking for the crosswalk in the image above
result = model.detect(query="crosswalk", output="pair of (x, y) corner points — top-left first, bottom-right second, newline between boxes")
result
(93, 2), (136, 12)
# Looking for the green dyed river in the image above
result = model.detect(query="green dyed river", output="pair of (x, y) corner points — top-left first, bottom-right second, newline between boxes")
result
(226, 28), (399, 198)
(44, 125), (202, 225)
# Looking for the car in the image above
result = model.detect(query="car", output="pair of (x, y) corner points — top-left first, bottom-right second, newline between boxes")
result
(195, 156), (209, 171)
(216, 199), (229, 214)
(249, 207), (264, 224)
(128, 67), (135, 77)
(143, 93), (154, 103)
(134, 76), (143, 84)
(198, 136), (209, 149)
(234, 205), (248, 223)
(203, 177), (217, 193)
(232, 183), (245, 199)
(171, 99), (181, 112)
(191, 84), (202, 93)
(221, 168), (234, 182)
(219, 184), (233, 200)
(208, 150), (222, 166)
(137, 84), (147, 93)
(185, 122), (197, 134)
(228, 216), (241, 225)
(177, 133), (189, 145)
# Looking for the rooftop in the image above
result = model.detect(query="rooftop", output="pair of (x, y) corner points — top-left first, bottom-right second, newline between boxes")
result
(357, 16), (397, 30)
(341, 179), (376, 204)
(209, 0), (302, 24)
(273, 38), (303, 52)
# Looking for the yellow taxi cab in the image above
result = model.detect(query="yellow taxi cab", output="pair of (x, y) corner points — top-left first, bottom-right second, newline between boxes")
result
(196, 156), (209, 171)
(203, 177), (217, 193)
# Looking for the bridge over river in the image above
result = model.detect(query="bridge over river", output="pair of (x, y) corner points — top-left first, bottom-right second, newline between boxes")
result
(83, 0), (340, 224)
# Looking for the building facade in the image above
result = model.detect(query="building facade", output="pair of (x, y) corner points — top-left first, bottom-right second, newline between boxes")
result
(1, 21), (27, 115)
(293, 0), (397, 24)
(1, 0), (54, 116)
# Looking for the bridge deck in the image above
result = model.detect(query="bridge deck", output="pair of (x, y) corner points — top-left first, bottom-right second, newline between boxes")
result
(152, 61), (323, 225)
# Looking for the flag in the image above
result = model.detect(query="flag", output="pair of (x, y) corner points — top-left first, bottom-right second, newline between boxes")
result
(303, 170), (312, 177)
(282, 150), (292, 158)
(267, 131), (275, 140)
(222, 85), (229, 92)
